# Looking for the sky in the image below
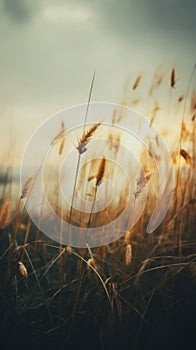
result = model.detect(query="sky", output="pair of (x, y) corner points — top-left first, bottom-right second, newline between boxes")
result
(0, 0), (196, 165)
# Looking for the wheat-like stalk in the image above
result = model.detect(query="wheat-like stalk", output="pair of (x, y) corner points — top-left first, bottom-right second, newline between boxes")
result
(51, 120), (65, 145)
(85, 157), (107, 244)
(149, 69), (164, 95)
(87, 258), (97, 271)
(125, 244), (132, 266)
(66, 246), (72, 253)
(21, 175), (35, 199)
(0, 199), (11, 229)
(178, 95), (184, 103)
(132, 74), (142, 90)
(150, 101), (160, 126)
(124, 230), (133, 245)
(175, 64), (196, 233)
(18, 261), (28, 277)
(59, 137), (65, 155)
(190, 92), (196, 111)
(134, 168), (151, 198)
(170, 68), (176, 88)
(96, 157), (106, 186)
(68, 73), (97, 230)
(76, 122), (101, 154)
(180, 149), (192, 164)
(69, 122), (102, 225)
(130, 98), (141, 106)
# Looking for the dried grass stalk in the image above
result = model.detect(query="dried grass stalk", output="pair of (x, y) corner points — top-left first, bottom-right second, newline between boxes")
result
(125, 244), (132, 266)
(180, 149), (192, 164)
(170, 68), (176, 88)
(59, 138), (65, 155)
(21, 175), (35, 199)
(150, 101), (160, 126)
(18, 261), (28, 277)
(190, 92), (196, 113)
(149, 70), (164, 95)
(76, 122), (101, 154)
(87, 258), (97, 270)
(51, 120), (65, 145)
(131, 98), (141, 106)
(134, 168), (151, 198)
(88, 175), (95, 182)
(124, 230), (133, 244)
(66, 246), (72, 253)
(96, 157), (106, 186)
(178, 95), (184, 102)
(132, 75), (142, 90)
(0, 199), (11, 229)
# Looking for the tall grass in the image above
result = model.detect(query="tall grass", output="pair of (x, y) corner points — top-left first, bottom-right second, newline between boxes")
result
(0, 66), (196, 350)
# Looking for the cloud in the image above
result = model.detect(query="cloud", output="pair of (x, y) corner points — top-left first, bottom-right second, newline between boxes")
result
(1, 0), (38, 22)
(1, 0), (196, 43)
(41, 3), (93, 23)
(0, 0), (195, 108)
(0, 0), (195, 164)
(84, 0), (196, 43)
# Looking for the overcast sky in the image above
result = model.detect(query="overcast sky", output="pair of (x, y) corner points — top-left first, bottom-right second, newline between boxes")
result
(0, 0), (195, 165)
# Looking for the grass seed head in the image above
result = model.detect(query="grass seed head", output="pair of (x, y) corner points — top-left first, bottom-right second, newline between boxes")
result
(132, 74), (142, 90)
(18, 261), (28, 277)
(0, 199), (11, 229)
(21, 175), (35, 199)
(180, 149), (192, 164)
(125, 244), (132, 266)
(170, 68), (176, 88)
(96, 157), (106, 187)
(76, 122), (101, 154)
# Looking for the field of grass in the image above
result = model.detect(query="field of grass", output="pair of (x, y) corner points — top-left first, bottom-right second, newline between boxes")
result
(0, 67), (196, 350)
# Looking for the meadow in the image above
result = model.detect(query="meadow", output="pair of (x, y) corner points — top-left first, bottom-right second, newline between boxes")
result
(0, 66), (196, 350)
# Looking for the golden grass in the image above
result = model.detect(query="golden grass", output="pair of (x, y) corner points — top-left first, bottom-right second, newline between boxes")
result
(0, 199), (11, 229)
(76, 122), (102, 154)
(170, 67), (176, 88)
(0, 65), (196, 349)
(21, 175), (35, 199)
